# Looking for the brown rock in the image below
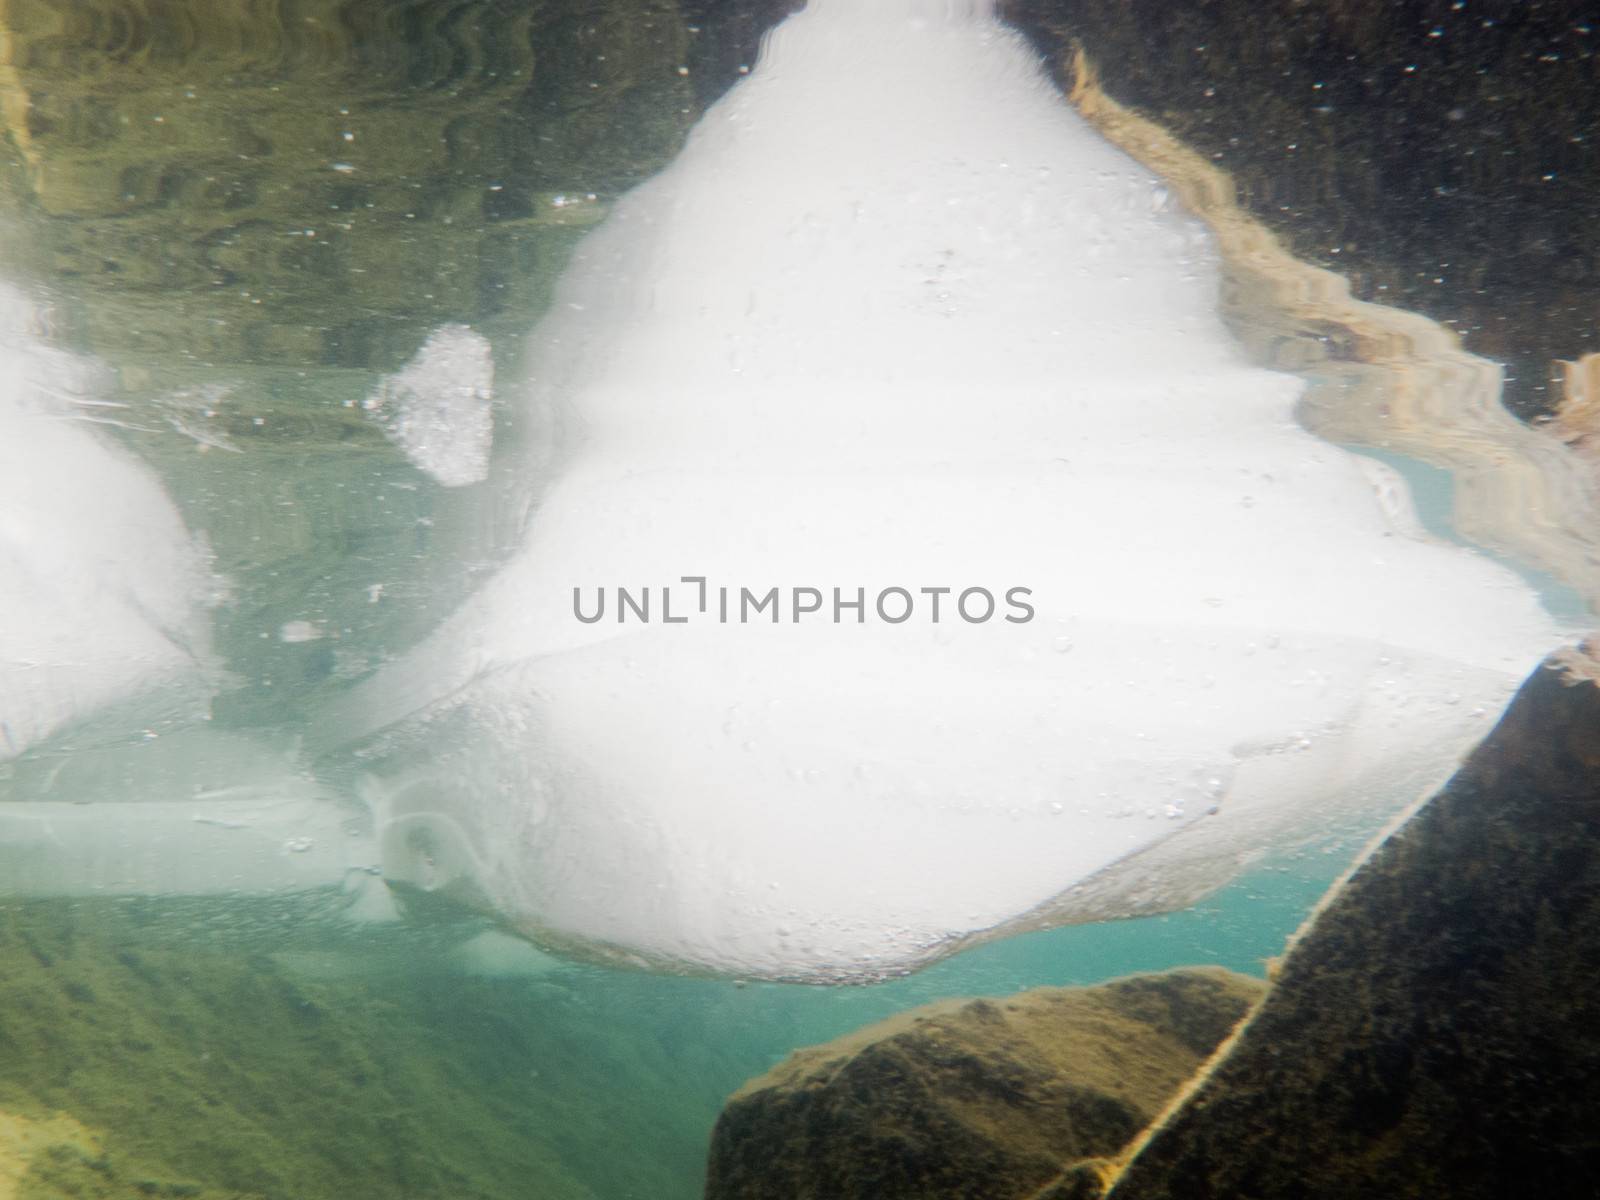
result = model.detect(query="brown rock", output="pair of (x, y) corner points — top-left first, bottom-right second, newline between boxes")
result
(999, 0), (1600, 422)
(704, 968), (1264, 1200)
(1108, 646), (1600, 1199)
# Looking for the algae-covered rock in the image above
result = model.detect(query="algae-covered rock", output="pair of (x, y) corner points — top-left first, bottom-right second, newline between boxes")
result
(1107, 645), (1600, 1199)
(0, 900), (756, 1200)
(0, 1110), (102, 1200)
(704, 968), (1264, 1200)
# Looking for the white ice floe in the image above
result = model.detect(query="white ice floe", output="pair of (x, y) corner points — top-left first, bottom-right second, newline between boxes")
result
(0, 284), (214, 761)
(336, 0), (1563, 979)
(364, 323), (494, 487)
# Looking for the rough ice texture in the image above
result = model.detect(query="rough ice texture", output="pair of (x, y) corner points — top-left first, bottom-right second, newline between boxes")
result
(364, 323), (494, 487)
(343, 0), (1562, 980)
(0, 284), (210, 761)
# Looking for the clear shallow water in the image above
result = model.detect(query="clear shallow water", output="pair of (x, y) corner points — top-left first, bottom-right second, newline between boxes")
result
(0, 1), (1570, 1196)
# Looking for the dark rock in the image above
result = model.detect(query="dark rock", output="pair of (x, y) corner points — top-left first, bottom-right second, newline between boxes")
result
(1107, 645), (1600, 1200)
(704, 968), (1264, 1200)
(999, 0), (1600, 420)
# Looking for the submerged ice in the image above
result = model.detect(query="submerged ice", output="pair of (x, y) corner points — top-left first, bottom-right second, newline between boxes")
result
(327, 0), (1562, 981)
(0, 285), (212, 761)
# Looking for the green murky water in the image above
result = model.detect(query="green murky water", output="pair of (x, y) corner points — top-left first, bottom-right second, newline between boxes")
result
(0, 2), (1402, 1196)
(0, 855), (1347, 1200)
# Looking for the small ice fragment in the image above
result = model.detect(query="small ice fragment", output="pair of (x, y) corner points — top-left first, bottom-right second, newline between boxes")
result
(364, 325), (494, 487)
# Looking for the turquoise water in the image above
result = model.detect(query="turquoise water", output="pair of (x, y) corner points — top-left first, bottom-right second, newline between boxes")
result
(694, 846), (1345, 1049)
(0, 845), (1347, 1198)
(372, 841), (1349, 1197)
(112, 846), (1354, 1198)
(1353, 443), (1592, 626)
(557, 849), (1342, 1197)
